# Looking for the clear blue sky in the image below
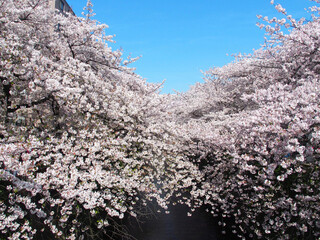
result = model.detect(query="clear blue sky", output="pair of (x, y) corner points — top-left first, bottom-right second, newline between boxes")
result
(67, 0), (315, 93)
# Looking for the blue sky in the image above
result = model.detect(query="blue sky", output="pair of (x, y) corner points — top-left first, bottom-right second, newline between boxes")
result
(67, 0), (315, 93)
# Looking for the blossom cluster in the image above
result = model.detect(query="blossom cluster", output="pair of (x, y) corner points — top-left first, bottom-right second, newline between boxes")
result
(1, 0), (320, 239)
(0, 0), (202, 239)
(163, 1), (320, 238)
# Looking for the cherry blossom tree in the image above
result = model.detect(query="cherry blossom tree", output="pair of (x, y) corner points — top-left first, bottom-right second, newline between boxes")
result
(165, 1), (320, 239)
(2, 0), (319, 239)
(0, 1), (202, 239)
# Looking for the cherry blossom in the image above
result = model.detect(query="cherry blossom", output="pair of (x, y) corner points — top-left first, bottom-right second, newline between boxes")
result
(1, 0), (320, 239)
(0, 0), (202, 239)
(164, 1), (320, 238)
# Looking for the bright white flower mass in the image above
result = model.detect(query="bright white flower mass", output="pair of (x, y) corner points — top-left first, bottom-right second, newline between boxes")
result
(0, 0), (320, 239)
(0, 0), (203, 238)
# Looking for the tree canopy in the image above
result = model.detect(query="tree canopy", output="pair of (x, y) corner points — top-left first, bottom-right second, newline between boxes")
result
(0, 0), (319, 239)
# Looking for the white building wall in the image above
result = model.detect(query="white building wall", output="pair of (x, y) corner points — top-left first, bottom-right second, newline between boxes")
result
(47, 0), (56, 10)
(47, 0), (75, 15)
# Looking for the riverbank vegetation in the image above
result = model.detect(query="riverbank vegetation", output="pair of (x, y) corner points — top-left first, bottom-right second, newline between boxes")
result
(0, 0), (319, 239)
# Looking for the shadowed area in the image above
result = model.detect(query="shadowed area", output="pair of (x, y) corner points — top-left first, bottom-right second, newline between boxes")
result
(126, 204), (241, 240)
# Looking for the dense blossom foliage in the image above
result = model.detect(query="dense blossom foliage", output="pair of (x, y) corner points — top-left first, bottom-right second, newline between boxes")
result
(1, 0), (320, 239)
(0, 0), (202, 239)
(165, 1), (320, 239)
